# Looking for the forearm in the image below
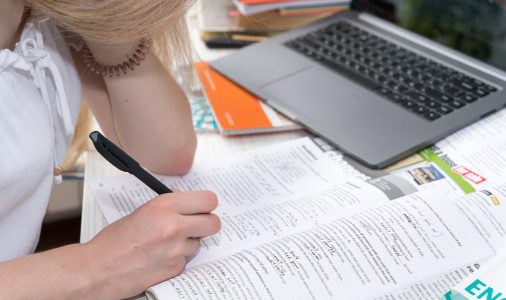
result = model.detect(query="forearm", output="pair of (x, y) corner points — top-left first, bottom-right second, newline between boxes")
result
(87, 41), (197, 175)
(0, 244), (99, 299)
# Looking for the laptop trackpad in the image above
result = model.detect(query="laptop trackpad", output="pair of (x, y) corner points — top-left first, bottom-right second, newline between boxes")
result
(260, 67), (377, 124)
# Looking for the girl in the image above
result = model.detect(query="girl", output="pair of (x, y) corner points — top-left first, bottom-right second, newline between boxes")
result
(0, 0), (221, 298)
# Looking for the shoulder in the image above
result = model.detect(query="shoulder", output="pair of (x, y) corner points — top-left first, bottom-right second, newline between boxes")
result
(0, 49), (40, 97)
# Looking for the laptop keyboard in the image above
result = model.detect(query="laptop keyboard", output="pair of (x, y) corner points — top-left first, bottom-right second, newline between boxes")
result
(285, 21), (499, 121)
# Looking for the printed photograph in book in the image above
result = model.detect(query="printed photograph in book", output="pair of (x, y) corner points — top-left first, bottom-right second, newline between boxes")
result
(408, 164), (446, 185)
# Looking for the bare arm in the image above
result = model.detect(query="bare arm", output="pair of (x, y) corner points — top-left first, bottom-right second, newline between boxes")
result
(0, 192), (220, 300)
(73, 40), (197, 175)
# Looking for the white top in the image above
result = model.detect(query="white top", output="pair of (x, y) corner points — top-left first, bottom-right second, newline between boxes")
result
(0, 15), (81, 261)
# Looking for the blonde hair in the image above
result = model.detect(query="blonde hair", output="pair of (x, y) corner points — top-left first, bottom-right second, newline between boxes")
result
(24, 0), (195, 169)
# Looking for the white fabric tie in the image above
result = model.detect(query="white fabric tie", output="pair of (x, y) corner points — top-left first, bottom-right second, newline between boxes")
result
(19, 26), (74, 137)
(12, 19), (75, 183)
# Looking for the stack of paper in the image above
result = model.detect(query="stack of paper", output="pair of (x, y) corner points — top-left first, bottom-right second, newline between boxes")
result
(198, 0), (349, 48)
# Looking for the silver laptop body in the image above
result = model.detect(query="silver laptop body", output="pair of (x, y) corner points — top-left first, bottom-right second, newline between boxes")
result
(211, 0), (506, 168)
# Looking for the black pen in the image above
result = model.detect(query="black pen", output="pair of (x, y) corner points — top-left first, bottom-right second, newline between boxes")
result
(89, 131), (173, 194)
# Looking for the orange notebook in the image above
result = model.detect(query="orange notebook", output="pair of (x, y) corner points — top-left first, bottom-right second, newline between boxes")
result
(194, 62), (301, 135)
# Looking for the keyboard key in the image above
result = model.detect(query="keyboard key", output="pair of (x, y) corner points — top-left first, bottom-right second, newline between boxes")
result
(402, 78), (415, 87)
(427, 100), (441, 109)
(448, 99), (466, 109)
(409, 71), (421, 78)
(376, 87), (391, 95)
(300, 37), (320, 50)
(373, 75), (388, 84)
(423, 111), (441, 121)
(357, 65), (368, 74)
(460, 81), (476, 91)
(413, 105), (429, 115)
(402, 100), (418, 109)
(474, 88), (490, 97)
(392, 84), (408, 93)
(385, 79), (398, 89)
(483, 84), (498, 93)
(462, 94), (478, 103)
(441, 84), (463, 96)
(428, 78), (444, 87)
(436, 105), (453, 115)
(406, 92), (429, 103)
(426, 89), (453, 102)
(387, 93), (404, 103)
(412, 82), (425, 91)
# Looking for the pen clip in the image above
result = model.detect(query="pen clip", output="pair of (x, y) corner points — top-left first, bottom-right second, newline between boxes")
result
(89, 131), (130, 172)
(89, 131), (172, 194)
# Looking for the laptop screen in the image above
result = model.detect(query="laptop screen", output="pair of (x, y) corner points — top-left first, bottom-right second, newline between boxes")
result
(352, 0), (506, 72)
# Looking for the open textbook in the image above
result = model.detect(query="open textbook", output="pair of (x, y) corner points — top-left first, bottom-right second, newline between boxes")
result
(89, 137), (506, 299)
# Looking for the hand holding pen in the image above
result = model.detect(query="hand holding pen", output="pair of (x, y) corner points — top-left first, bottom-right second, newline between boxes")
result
(85, 131), (221, 298)
(90, 131), (172, 194)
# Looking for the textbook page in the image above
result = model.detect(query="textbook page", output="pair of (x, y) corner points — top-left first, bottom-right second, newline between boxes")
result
(91, 138), (463, 267)
(91, 137), (461, 226)
(91, 137), (391, 267)
(428, 109), (506, 190)
(91, 137), (356, 221)
(375, 185), (506, 300)
(146, 186), (506, 300)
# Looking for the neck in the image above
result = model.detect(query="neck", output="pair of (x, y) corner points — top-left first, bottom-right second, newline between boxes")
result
(0, 0), (24, 50)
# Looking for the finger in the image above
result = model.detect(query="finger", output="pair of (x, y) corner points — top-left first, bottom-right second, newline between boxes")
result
(182, 214), (221, 238)
(167, 191), (218, 215)
(184, 237), (201, 257)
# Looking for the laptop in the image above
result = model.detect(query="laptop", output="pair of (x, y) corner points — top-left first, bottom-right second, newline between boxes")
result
(210, 0), (506, 169)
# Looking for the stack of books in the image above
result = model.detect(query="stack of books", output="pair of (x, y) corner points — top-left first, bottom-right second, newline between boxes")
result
(194, 62), (302, 135)
(195, 0), (350, 136)
(199, 0), (349, 48)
